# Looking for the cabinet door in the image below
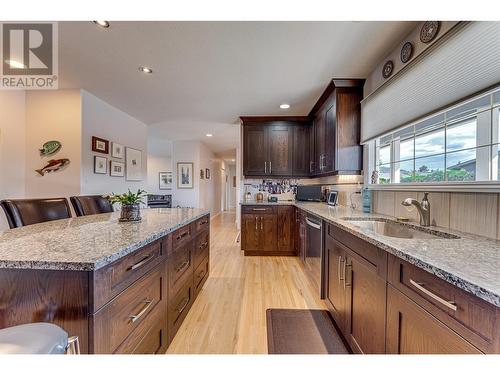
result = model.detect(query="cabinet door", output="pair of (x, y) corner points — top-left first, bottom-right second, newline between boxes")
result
(386, 285), (482, 354)
(260, 214), (277, 251)
(324, 103), (336, 173)
(268, 125), (293, 176)
(243, 125), (267, 176)
(292, 125), (310, 176)
(326, 238), (346, 331)
(277, 206), (295, 252)
(241, 213), (261, 251)
(314, 112), (326, 174)
(344, 250), (386, 354)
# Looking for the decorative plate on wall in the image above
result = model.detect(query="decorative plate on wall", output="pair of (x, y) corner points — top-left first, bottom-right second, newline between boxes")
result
(420, 21), (440, 43)
(382, 60), (394, 79)
(400, 41), (414, 63)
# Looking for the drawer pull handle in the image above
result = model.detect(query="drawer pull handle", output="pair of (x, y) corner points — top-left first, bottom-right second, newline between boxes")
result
(410, 279), (458, 311)
(176, 297), (190, 315)
(199, 220), (208, 225)
(175, 260), (190, 273)
(252, 208), (267, 211)
(129, 255), (152, 271)
(343, 261), (352, 289)
(129, 299), (153, 323)
(176, 231), (189, 241)
(337, 256), (344, 282)
(199, 241), (208, 249)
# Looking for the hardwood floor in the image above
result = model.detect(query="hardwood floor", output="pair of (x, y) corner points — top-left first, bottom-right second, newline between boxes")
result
(166, 209), (326, 354)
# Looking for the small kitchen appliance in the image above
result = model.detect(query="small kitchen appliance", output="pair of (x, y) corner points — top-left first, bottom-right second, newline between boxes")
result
(327, 191), (338, 206)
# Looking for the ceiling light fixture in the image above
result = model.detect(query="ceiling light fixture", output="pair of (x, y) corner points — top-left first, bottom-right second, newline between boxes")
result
(5, 59), (25, 69)
(92, 21), (110, 28)
(206, 134), (213, 137)
(139, 66), (153, 74)
(280, 103), (290, 109)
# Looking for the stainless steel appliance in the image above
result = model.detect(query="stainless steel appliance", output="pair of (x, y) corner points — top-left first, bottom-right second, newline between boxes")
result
(304, 214), (324, 298)
(296, 185), (322, 202)
(327, 191), (338, 206)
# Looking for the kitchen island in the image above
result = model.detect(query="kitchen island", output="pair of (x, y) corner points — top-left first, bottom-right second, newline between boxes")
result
(0, 208), (211, 354)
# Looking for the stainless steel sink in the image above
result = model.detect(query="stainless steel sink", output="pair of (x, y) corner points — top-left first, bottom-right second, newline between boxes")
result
(341, 218), (460, 239)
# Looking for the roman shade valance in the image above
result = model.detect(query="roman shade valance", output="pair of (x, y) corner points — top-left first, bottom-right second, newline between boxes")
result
(360, 21), (500, 143)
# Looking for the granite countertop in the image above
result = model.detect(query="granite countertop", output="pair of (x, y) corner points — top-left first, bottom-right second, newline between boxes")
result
(0, 208), (210, 271)
(242, 200), (500, 307)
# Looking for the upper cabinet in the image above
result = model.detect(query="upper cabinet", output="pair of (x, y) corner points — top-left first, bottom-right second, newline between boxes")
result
(242, 118), (310, 177)
(241, 79), (364, 178)
(309, 79), (365, 176)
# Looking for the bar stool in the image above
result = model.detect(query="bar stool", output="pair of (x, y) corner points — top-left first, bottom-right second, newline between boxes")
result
(0, 198), (72, 229)
(0, 323), (80, 354)
(70, 195), (114, 216)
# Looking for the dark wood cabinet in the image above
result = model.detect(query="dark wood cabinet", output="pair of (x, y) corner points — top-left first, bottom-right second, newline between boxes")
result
(325, 235), (346, 331)
(241, 117), (310, 178)
(277, 206), (295, 252)
(386, 285), (482, 354)
(292, 125), (310, 176)
(309, 79), (364, 176)
(344, 249), (386, 354)
(241, 205), (296, 256)
(0, 214), (210, 354)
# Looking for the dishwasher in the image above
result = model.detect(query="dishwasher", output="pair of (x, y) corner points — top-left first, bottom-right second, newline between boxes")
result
(304, 214), (325, 299)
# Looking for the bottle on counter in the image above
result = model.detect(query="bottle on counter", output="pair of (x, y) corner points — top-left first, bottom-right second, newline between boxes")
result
(362, 188), (372, 213)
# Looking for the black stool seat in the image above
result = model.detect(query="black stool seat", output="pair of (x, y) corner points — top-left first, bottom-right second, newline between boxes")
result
(70, 195), (114, 217)
(0, 198), (72, 229)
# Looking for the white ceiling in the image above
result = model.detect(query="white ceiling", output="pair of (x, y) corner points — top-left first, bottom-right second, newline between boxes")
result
(58, 21), (417, 152)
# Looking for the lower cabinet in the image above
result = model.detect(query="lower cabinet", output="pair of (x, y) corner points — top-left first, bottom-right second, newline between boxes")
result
(386, 285), (481, 354)
(325, 228), (386, 354)
(323, 221), (498, 354)
(241, 205), (295, 255)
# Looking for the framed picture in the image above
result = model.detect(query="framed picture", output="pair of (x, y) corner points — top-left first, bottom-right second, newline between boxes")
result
(125, 147), (142, 181)
(200, 169), (204, 179)
(177, 162), (194, 189)
(205, 168), (210, 179)
(92, 136), (109, 154)
(111, 142), (124, 159)
(159, 172), (173, 190)
(94, 156), (107, 174)
(110, 161), (125, 177)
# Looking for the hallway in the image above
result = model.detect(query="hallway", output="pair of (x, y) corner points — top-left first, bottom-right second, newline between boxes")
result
(166, 210), (325, 354)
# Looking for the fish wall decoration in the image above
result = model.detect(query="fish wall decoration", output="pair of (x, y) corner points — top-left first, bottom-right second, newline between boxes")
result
(35, 158), (70, 176)
(39, 140), (62, 156)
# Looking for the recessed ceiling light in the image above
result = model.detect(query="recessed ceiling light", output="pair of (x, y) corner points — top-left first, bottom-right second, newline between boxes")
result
(139, 66), (153, 74)
(280, 103), (290, 109)
(5, 59), (25, 69)
(231, 159), (235, 162)
(92, 21), (110, 28)
(206, 134), (213, 137)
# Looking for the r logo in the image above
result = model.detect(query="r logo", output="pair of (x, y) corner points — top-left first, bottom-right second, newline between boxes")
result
(2, 23), (53, 75)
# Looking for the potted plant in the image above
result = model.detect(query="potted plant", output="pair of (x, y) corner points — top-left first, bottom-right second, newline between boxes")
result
(106, 189), (147, 222)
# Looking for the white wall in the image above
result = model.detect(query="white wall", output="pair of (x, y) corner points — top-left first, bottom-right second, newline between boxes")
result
(0, 91), (26, 231)
(81, 90), (148, 196)
(25, 90), (82, 199)
(147, 154), (172, 194)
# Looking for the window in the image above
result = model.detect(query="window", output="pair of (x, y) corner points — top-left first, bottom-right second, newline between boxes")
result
(370, 87), (500, 185)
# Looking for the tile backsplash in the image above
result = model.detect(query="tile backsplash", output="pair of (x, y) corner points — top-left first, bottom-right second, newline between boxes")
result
(372, 191), (500, 239)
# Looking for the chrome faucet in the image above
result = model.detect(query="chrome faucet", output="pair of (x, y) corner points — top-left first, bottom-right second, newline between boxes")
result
(401, 192), (431, 227)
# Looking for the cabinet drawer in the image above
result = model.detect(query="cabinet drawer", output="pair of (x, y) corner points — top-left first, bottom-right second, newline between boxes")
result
(168, 242), (193, 297)
(168, 280), (194, 343)
(172, 224), (193, 251)
(386, 285), (482, 354)
(194, 256), (209, 298)
(113, 298), (167, 354)
(388, 255), (498, 353)
(92, 237), (167, 312)
(194, 215), (210, 233)
(328, 223), (387, 279)
(92, 264), (166, 353)
(242, 205), (276, 214)
(194, 230), (209, 269)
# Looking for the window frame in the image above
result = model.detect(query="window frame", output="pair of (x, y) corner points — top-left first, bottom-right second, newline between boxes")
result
(367, 86), (500, 192)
